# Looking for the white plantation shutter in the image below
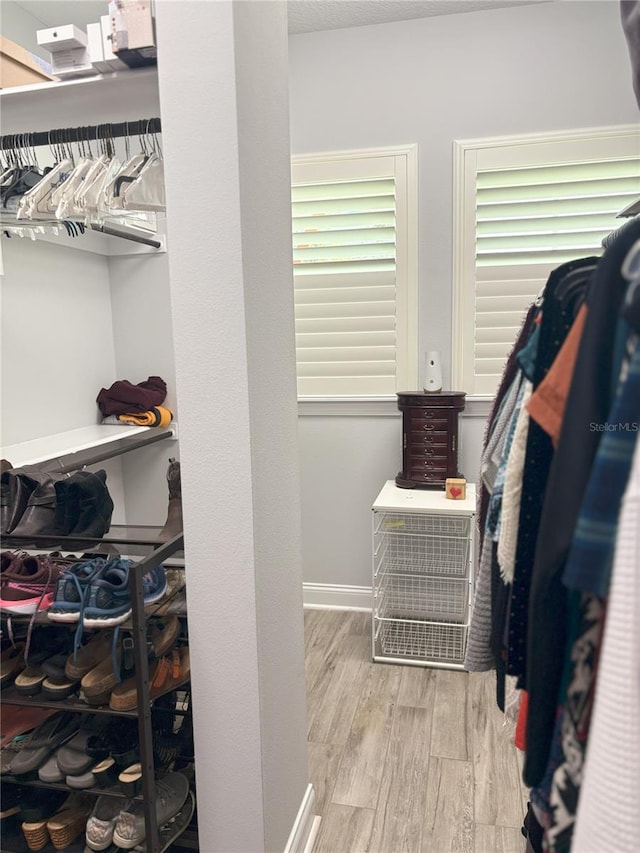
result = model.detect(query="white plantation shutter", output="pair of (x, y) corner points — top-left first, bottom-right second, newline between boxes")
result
(453, 127), (640, 396)
(292, 150), (417, 397)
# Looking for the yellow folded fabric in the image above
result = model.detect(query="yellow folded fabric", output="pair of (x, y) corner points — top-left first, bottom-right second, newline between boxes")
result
(118, 406), (173, 428)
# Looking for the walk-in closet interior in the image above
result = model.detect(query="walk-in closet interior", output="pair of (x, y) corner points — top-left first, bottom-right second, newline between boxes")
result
(1, 3), (307, 852)
(1, 1), (640, 852)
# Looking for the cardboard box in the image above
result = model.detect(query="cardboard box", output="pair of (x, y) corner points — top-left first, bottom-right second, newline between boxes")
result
(0, 36), (55, 89)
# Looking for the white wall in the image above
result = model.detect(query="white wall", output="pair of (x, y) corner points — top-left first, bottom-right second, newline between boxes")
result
(109, 252), (179, 526)
(290, 0), (640, 599)
(156, 2), (309, 851)
(0, 240), (116, 445)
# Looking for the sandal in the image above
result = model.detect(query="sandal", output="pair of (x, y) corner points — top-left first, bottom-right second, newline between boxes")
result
(118, 762), (142, 796)
(46, 793), (93, 851)
(0, 642), (25, 686)
(8, 712), (79, 778)
(109, 645), (189, 711)
(14, 665), (46, 696)
(82, 617), (180, 706)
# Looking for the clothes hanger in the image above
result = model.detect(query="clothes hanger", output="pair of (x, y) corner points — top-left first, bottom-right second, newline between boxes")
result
(122, 120), (165, 212)
(17, 130), (73, 221)
(1, 135), (44, 209)
(80, 124), (122, 218)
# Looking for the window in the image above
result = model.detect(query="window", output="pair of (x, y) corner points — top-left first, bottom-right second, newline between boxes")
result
(452, 126), (640, 396)
(291, 146), (418, 398)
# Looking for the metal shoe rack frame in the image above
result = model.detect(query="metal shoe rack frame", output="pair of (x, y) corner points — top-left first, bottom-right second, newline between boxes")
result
(1, 437), (193, 853)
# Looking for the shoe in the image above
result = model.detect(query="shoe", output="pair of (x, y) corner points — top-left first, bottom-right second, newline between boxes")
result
(38, 753), (65, 783)
(118, 762), (142, 796)
(14, 665), (47, 696)
(47, 558), (107, 623)
(1, 735), (31, 775)
(146, 568), (185, 617)
(0, 550), (24, 581)
(82, 560), (167, 628)
(0, 783), (22, 835)
(85, 796), (131, 852)
(0, 468), (41, 536)
(41, 677), (79, 701)
(0, 641), (25, 686)
(0, 555), (61, 615)
(23, 626), (73, 667)
(20, 789), (69, 852)
(113, 772), (190, 849)
(46, 793), (93, 851)
(107, 620), (182, 712)
(65, 630), (114, 681)
(56, 717), (109, 777)
(91, 756), (119, 788)
(53, 469), (114, 545)
(83, 617), (180, 707)
(157, 458), (182, 543)
(8, 712), (80, 778)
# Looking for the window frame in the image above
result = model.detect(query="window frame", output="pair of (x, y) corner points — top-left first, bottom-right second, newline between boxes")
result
(291, 144), (419, 400)
(452, 124), (640, 397)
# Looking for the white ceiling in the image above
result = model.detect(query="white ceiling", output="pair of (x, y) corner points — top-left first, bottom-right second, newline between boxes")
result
(287, 0), (548, 34)
(13, 0), (550, 34)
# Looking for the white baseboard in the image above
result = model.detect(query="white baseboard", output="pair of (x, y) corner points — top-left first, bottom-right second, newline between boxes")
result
(284, 783), (319, 853)
(303, 583), (372, 611)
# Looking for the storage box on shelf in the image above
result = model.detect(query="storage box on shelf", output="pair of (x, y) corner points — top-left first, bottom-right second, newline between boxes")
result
(372, 479), (476, 669)
(0, 36), (55, 89)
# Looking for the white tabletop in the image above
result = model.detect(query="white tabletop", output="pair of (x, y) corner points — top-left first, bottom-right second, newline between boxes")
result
(373, 479), (476, 515)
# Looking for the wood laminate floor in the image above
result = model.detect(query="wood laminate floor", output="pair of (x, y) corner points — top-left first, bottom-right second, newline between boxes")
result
(305, 610), (529, 853)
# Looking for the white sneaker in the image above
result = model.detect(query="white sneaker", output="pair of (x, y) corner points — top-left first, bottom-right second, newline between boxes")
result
(112, 772), (189, 849)
(85, 796), (131, 851)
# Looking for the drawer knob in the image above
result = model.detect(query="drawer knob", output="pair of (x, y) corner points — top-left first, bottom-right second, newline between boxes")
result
(423, 424), (435, 431)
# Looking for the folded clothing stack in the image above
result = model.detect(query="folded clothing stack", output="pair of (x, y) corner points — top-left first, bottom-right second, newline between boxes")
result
(101, 405), (173, 428)
(97, 375), (172, 428)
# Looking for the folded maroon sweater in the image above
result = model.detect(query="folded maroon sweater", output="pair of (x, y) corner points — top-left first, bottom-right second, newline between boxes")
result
(97, 376), (167, 416)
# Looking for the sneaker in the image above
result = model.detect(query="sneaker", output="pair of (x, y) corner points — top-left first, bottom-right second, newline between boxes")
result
(0, 555), (61, 615)
(83, 560), (167, 629)
(112, 772), (189, 849)
(1, 551), (24, 582)
(85, 796), (131, 851)
(48, 559), (107, 624)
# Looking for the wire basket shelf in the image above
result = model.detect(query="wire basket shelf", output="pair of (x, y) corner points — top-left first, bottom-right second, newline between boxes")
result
(376, 572), (468, 623)
(374, 512), (470, 539)
(374, 618), (467, 663)
(374, 533), (469, 578)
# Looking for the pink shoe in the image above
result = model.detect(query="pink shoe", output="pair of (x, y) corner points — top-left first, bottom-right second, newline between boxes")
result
(0, 555), (60, 615)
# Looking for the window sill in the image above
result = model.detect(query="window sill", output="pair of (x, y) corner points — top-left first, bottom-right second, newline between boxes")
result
(297, 396), (492, 418)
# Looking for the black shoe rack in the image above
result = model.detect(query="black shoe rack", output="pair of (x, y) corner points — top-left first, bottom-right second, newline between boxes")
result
(0, 530), (198, 853)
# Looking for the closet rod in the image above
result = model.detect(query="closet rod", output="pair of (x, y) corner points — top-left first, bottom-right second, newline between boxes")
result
(0, 117), (161, 150)
(49, 428), (173, 474)
(90, 222), (163, 249)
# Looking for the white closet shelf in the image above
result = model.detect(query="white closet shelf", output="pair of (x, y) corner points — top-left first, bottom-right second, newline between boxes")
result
(0, 66), (158, 109)
(2, 424), (175, 468)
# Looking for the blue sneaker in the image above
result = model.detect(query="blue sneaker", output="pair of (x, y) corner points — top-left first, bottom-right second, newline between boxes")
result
(47, 558), (107, 623)
(82, 560), (167, 628)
